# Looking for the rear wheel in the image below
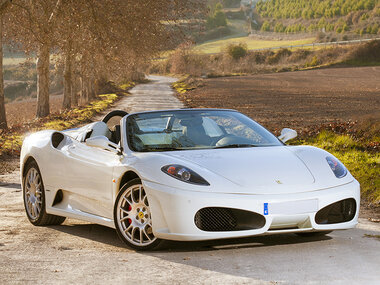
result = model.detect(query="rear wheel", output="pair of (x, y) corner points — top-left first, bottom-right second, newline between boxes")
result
(296, 231), (332, 237)
(23, 160), (66, 226)
(114, 178), (161, 250)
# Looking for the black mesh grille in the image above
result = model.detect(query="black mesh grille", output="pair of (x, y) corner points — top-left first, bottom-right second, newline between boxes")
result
(195, 207), (237, 232)
(194, 207), (266, 232)
(315, 198), (356, 224)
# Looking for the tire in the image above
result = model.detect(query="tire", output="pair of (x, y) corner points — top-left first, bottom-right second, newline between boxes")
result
(23, 160), (66, 226)
(296, 231), (332, 237)
(114, 178), (162, 250)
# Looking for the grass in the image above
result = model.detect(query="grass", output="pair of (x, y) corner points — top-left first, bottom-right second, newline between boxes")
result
(172, 77), (197, 94)
(294, 131), (380, 204)
(226, 19), (249, 38)
(193, 36), (316, 54)
(363, 234), (380, 241)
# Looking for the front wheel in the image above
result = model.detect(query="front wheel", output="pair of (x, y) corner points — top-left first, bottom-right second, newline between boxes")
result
(114, 178), (161, 250)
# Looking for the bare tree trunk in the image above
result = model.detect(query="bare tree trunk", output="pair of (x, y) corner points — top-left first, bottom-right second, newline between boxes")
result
(63, 50), (72, 109)
(80, 75), (88, 105)
(88, 78), (95, 101)
(71, 76), (78, 106)
(0, 14), (7, 130)
(36, 43), (50, 118)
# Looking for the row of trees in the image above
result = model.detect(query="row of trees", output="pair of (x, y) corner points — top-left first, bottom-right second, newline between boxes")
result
(256, 0), (378, 20)
(0, 0), (205, 130)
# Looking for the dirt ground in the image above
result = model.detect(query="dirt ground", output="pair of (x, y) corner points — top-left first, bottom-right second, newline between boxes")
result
(179, 66), (380, 133)
(5, 95), (64, 128)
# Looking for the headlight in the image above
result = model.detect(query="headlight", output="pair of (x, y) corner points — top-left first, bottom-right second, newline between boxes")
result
(161, 165), (210, 186)
(326, 156), (347, 178)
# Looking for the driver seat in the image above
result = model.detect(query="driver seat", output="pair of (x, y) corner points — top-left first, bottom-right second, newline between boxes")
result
(85, 122), (112, 141)
(179, 118), (211, 146)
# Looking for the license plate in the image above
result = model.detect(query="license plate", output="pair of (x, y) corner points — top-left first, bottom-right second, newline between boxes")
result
(264, 199), (318, 215)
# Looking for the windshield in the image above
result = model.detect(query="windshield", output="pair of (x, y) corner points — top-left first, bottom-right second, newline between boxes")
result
(126, 110), (282, 152)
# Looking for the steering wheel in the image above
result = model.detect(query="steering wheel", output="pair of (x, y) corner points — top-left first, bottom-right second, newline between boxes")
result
(214, 135), (253, 147)
(211, 134), (233, 146)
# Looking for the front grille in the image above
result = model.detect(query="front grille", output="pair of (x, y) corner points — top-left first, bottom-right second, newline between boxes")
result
(195, 207), (237, 231)
(194, 207), (266, 232)
(315, 198), (356, 224)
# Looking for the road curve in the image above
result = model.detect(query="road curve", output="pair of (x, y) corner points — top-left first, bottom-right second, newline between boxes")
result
(114, 75), (184, 114)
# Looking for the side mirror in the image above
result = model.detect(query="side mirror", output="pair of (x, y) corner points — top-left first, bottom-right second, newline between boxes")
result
(278, 128), (297, 143)
(85, 136), (120, 154)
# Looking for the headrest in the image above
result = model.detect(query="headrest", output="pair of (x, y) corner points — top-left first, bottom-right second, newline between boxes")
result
(90, 122), (111, 139)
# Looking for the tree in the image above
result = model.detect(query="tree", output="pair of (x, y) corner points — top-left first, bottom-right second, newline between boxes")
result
(0, 0), (11, 130)
(206, 2), (227, 29)
(4, 0), (206, 117)
(4, 0), (64, 118)
(55, 0), (206, 107)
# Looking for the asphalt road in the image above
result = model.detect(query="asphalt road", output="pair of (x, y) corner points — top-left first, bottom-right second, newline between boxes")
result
(1, 76), (379, 284)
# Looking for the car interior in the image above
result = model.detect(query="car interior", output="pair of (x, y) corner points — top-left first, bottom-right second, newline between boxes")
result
(80, 110), (128, 145)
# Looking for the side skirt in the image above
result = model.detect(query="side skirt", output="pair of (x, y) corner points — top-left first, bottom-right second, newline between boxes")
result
(46, 207), (115, 229)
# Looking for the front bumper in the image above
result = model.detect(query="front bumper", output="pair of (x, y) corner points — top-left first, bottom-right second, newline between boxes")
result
(143, 180), (360, 241)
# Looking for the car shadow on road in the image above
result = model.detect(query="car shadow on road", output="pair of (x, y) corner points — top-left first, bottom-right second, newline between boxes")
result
(158, 233), (332, 252)
(49, 223), (126, 248)
(49, 222), (331, 252)
(0, 183), (21, 190)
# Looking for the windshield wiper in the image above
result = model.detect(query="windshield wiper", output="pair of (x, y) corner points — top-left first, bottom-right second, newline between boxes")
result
(213, 144), (257, 149)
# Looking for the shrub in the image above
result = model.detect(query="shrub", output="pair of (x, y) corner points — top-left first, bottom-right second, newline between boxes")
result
(316, 32), (326, 42)
(370, 24), (379, 34)
(222, 0), (240, 8)
(247, 51), (271, 64)
(206, 3), (227, 29)
(195, 26), (231, 43)
(305, 56), (320, 67)
(288, 49), (311, 62)
(225, 10), (245, 20)
(225, 43), (248, 60)
(4, 82), (30, 101)
(274, 23), (285, 32)
(261, 21), (271, 32)
(168, 45), (207, 76)
(266, 48), (292, 64)
(346, 40), (380, 63)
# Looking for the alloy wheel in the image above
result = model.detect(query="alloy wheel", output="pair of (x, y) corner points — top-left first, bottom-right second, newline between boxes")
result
(24, 167), (43, 221)
(116, 183), (156, 247)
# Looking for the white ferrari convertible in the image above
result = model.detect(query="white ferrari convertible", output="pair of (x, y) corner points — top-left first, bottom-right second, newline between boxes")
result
(21, 109), (359, 250)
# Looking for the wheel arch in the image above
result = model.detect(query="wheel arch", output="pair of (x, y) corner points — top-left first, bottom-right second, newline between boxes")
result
(118, 170), (140, 193)
(22, 156), (37, 178)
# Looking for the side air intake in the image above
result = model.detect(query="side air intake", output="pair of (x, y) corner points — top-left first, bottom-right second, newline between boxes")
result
(51, 132), (65, 149)
(315, 198), (356, 225)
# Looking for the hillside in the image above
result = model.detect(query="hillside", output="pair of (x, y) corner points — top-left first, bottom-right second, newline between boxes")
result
(256, 0), (380, 37)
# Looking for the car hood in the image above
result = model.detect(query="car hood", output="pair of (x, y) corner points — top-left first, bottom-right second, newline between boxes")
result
(163, 146), (318, 194)
(132, 146), (354, 194)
